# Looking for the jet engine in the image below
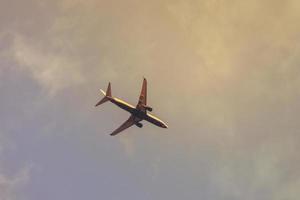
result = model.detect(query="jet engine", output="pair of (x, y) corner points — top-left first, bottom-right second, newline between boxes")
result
(135, 122), (143, 128)
(145, 106), (153, 112)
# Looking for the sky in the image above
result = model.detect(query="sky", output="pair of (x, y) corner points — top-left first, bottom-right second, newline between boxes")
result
(0, 0), (300, 199)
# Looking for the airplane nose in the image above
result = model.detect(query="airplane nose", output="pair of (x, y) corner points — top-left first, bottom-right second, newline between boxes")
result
(162, 123), (168, 128)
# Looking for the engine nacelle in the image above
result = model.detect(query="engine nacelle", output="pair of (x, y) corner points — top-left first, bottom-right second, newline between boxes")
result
(145, 106), (153, 112)
(135, 122), (143, 128)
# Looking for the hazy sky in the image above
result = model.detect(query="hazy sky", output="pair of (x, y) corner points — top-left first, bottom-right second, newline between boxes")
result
(1, 0), (300, 199)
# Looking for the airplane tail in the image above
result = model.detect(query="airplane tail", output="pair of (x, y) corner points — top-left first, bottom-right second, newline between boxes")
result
(95, 83), (112, 107)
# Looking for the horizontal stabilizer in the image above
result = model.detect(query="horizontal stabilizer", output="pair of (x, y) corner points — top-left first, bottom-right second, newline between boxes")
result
(95, 82), (112, 106)
(100, 89), (106, 96)
(95, 96), (108, 106)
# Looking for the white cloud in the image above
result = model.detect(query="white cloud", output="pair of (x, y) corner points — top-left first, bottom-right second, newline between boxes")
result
(0, 165), (31, 200)
(0, 132), (31, 200)
(1, 0), (300, 199)
(11, 34), (84, 96)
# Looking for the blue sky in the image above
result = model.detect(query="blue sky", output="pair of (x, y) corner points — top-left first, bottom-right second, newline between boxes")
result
(1, 0), (300, 199)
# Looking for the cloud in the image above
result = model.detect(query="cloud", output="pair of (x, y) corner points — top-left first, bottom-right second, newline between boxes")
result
(10, 34), (84, 96)
(0, 132), (31, 200)
(1, 0), (300, 199)
(0, 165), (31, 200)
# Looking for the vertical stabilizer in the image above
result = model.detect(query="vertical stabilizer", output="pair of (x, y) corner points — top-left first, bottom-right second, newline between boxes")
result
(106, 82), (112, 97)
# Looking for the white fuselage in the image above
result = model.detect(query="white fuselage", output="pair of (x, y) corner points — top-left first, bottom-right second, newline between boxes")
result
(108, 96), (168, 128)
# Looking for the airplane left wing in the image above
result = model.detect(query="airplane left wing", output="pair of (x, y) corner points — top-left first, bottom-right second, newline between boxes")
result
(110, 115), (138, 136)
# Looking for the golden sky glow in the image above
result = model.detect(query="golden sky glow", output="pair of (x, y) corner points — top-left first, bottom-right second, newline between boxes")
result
(1, 0), (300, 199)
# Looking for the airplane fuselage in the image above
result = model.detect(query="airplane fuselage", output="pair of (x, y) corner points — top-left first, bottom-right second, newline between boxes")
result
(107, 97), (168, 128)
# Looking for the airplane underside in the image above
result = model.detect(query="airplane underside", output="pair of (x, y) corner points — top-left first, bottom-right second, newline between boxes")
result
(95, 78), (167, 136)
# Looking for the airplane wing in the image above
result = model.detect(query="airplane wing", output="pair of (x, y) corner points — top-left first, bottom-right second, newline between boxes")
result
(110, 115), (138, 136)
(136, 78), (147, 111)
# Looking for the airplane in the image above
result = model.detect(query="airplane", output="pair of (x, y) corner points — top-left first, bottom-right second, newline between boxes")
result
(95, 78), (168, 136)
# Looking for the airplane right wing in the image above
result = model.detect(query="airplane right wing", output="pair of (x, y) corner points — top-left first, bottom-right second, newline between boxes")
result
(110, 115), (139, 136)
